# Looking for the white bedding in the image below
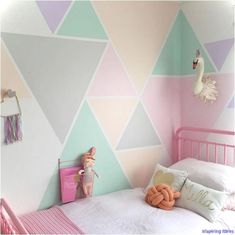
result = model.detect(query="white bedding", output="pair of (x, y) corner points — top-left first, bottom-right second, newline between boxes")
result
(60, 188), (235, 234)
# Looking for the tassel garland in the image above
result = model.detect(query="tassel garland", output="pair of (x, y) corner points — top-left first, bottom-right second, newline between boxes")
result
(4, 114), (23, 144)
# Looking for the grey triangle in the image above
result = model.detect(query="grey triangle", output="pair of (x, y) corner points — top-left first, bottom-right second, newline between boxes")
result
(117, 103), (161, 150)
(2, 33), (106, 143)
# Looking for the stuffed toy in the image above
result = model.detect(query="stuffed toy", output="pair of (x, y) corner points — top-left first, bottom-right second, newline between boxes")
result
(79, 147), (98, 197)
(145, 184), (180, 210)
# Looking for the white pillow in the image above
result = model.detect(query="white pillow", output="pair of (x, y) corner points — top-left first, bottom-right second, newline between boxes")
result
(170, 158), (235, 194)
(223, 193), (235, 211)
(175, 179), (226, 222)
(146, 164), (188, 192)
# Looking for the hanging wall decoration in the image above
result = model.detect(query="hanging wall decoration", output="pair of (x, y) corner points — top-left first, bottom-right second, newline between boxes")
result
(192, 49), (218, 103)
(1, 89), (23, 144)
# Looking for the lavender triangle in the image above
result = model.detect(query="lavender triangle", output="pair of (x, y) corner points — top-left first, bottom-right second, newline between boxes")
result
(36, 1), (71, 32)
(204, 38), (234, 71)
(227, 96), (234, 108)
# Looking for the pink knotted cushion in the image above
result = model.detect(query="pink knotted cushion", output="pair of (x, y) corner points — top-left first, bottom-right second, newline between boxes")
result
(145, 184), (180, 210)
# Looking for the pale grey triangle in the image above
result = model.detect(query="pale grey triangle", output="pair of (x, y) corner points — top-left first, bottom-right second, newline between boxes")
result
(2, 33), (106, 143)
(117, 103), (161, 150)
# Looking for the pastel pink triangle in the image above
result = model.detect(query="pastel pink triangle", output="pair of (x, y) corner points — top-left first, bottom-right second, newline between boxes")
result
(142, 74), (234, 159)
(88, 44), (136, 97)
(142, 76), (181, 158)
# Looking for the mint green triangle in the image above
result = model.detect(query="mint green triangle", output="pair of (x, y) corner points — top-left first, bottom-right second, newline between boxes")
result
(57, 1), (107, 39)
(181, 11), (215, 75)
(61, 101), (130, 195)
(153, 10), (215, 76)
(152, 11), (182, 75)
(38, 169), (60, 210)
(39, 102), (130, 209)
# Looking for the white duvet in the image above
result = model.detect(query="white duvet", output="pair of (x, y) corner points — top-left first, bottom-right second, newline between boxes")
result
(60, 188), (235, 234)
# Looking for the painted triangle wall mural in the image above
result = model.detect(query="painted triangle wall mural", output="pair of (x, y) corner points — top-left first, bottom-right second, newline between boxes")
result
(38, 169), (60, 210)
(181, 2), (234, 43)
(1, 1), (52, 36)
(181, 10), (216, 75)
(116, 102), (161, 150)
(227, 96), (234, 109)
(153, 10), (216, 76)
(64, 101), (131, 194)
(93, 1), (179, 92)
(40, 101), (131, 208)
(204, 38), (234, 71)
(142, 76), (181, 157)
(88, 44), (136, 97)
(36, 1), (72, 33)
(88, 98), (137, 147)
(1, 40), (62, 213)
(152, 10), (182, 75)
(2, 33), (106, 143)
(116, 146), (164, 188)
(57, 1), (107, 39)
(181, 74), (234, 129)
(1, 42), (30, 98)
(221, 44), (234, 73)
(1, 1), (234, 215)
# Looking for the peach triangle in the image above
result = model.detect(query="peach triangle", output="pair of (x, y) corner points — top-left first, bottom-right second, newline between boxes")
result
(116, 146), (165, 188)
(88, 44), (136, 97)
(88, 98), (137, 147)
(1, 42), (30, 99)
(93, 2), (179, 93)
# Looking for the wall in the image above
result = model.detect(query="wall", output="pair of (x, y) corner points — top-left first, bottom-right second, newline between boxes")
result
(180, 2), (234, 133)
(180, 2), (234, 165)
(1, 1), (180, 214)
(1, 1), (234, 215)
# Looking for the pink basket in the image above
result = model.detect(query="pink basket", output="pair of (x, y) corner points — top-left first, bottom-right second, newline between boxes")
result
(59, 165), (83, 203)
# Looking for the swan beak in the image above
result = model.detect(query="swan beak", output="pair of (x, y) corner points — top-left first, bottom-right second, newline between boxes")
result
(192, 59), (198, 70)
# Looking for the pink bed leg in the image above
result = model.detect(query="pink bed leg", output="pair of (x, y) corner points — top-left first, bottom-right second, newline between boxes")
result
(0, 198), (28, 234)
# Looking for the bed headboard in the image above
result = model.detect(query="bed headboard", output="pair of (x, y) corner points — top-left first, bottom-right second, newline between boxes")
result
(175, 127), (235, 167)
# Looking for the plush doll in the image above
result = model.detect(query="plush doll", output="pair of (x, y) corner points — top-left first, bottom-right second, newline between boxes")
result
(145, 184), (180, 210)
(79, 147), (98, 197)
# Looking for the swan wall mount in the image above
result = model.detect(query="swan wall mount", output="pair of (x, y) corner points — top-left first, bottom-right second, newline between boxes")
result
(192, 49), (218, 103)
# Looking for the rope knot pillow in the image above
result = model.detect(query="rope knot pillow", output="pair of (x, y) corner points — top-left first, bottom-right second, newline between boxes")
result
(145, 184), (181, 210)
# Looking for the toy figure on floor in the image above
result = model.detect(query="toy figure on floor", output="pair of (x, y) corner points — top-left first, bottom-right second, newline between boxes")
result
(79, 147), (99, 197)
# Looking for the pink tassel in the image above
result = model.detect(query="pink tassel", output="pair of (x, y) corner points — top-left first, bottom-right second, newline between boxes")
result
(4, 114), (23, 144)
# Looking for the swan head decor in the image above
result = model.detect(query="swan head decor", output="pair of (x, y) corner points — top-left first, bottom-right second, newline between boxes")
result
(192, 49), (218, 103)
(193, 49), (204, 95)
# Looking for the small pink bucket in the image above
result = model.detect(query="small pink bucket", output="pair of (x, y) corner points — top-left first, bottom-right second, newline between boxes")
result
(59, 165), (83, 203)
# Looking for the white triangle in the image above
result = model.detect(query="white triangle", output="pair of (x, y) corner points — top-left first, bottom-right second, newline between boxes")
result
(1, 1), (51, 36)
(1, 98), (62, 214)
(181, 2), (234, 43)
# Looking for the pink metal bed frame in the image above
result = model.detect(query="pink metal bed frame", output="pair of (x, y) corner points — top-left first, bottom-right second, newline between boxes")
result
(0, 198), (28, 234)
(176, 127), (235, 166)
(1, 127), (235, 234)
